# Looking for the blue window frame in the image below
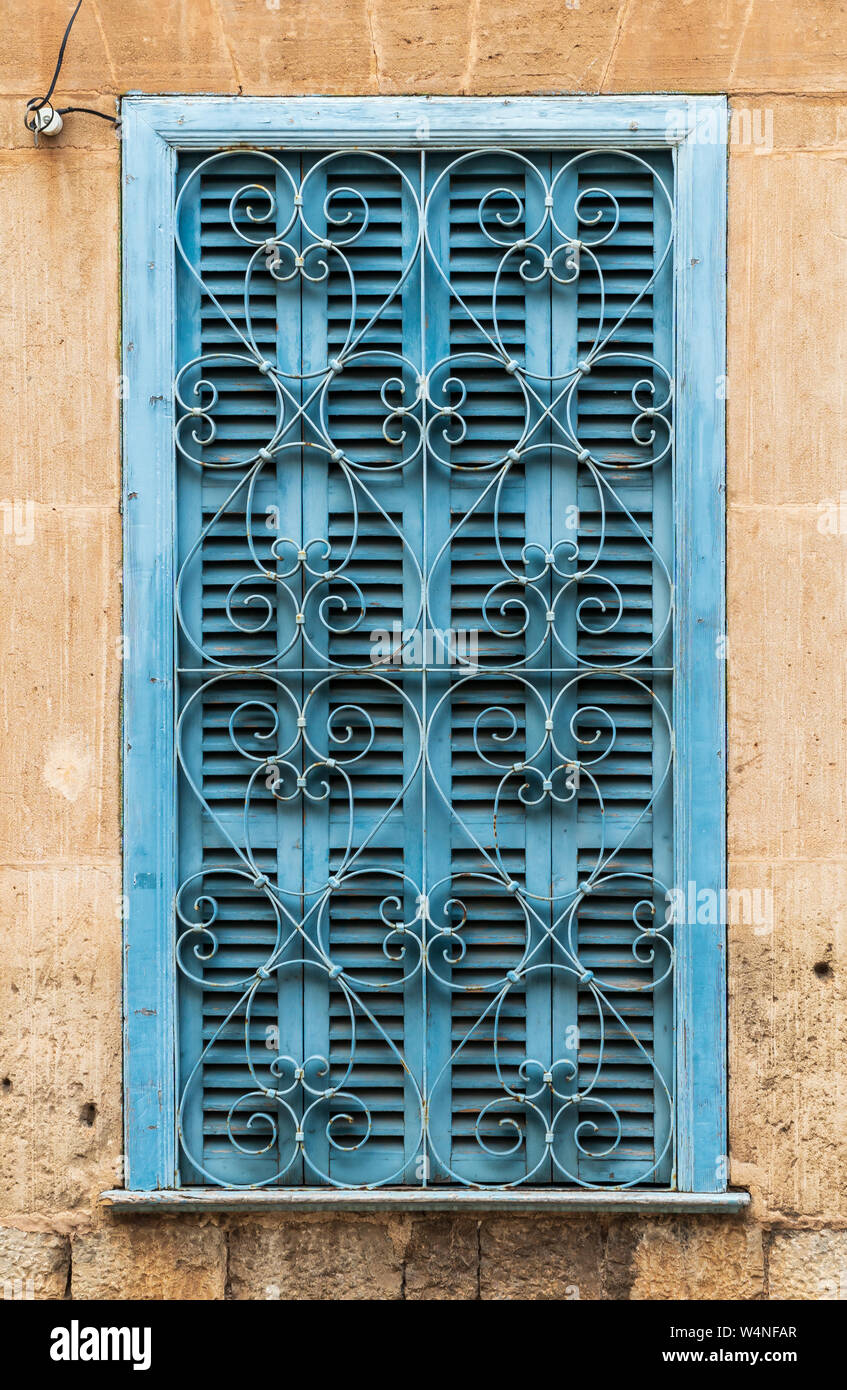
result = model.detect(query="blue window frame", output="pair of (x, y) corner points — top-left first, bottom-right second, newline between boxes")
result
(119, 97), (730, 1206)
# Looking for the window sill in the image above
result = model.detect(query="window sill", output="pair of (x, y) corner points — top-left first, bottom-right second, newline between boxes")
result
(100, 1188), (750, 1215)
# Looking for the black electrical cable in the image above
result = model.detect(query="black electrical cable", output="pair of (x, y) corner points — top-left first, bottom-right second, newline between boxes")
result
(25, 0), (119, 133)
(25, 0), (83, 122)
(56, 105), (119, 122)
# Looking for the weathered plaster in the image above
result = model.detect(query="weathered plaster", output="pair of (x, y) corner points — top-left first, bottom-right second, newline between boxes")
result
(1, 0), (845, 1299)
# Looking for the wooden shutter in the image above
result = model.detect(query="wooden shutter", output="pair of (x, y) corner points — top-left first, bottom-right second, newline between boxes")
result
(173, 144), (675, 1189)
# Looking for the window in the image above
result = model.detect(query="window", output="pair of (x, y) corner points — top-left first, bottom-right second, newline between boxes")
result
(121, 98), (727, 1200)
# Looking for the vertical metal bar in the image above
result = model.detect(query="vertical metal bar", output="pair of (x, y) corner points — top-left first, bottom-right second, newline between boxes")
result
(420, 147), (429, 1186)
(650, 146), (676, 1187)
(549, 151), (581, 1185)
(174, 153), (204, 1187)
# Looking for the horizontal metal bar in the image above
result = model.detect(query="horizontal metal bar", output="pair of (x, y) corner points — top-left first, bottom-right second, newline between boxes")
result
(101, 1188), (750, 1214)
(176, 667), (676, 676)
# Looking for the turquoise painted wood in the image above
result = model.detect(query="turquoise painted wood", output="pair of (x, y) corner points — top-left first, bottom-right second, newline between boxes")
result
(122, 103), (177, 1191)
(674, 130), (728, 1193)
(122, 96), (727, 1196)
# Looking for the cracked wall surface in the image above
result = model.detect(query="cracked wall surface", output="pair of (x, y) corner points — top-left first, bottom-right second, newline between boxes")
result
(1, 0), (846, 1300)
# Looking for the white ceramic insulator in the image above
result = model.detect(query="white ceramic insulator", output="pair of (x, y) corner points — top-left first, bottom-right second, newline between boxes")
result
(33, 107), (64, 136)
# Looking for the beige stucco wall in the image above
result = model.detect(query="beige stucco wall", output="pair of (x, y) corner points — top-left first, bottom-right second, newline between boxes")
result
(1, 0), (846, 1300)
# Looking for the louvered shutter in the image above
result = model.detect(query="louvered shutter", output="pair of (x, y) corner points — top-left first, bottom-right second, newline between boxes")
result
(173, 144), (675, 1190)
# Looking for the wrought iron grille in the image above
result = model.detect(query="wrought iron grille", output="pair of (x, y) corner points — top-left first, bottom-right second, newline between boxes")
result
(173, 145), (675, 1190)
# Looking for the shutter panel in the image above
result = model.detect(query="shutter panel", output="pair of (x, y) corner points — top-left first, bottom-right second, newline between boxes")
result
(297, 154), (425, 1185)
(568, 155), (674, 1184)
(424, 154), (548, 1183)
(176, 153), (305, 1186)
(174, 144), (675, 1189)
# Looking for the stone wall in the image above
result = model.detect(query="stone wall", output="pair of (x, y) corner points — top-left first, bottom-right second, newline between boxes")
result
(1, 0), (845, 1299)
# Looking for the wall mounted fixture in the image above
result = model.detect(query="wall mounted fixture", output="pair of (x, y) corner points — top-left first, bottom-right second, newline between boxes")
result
(24, 0), (120, 143)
